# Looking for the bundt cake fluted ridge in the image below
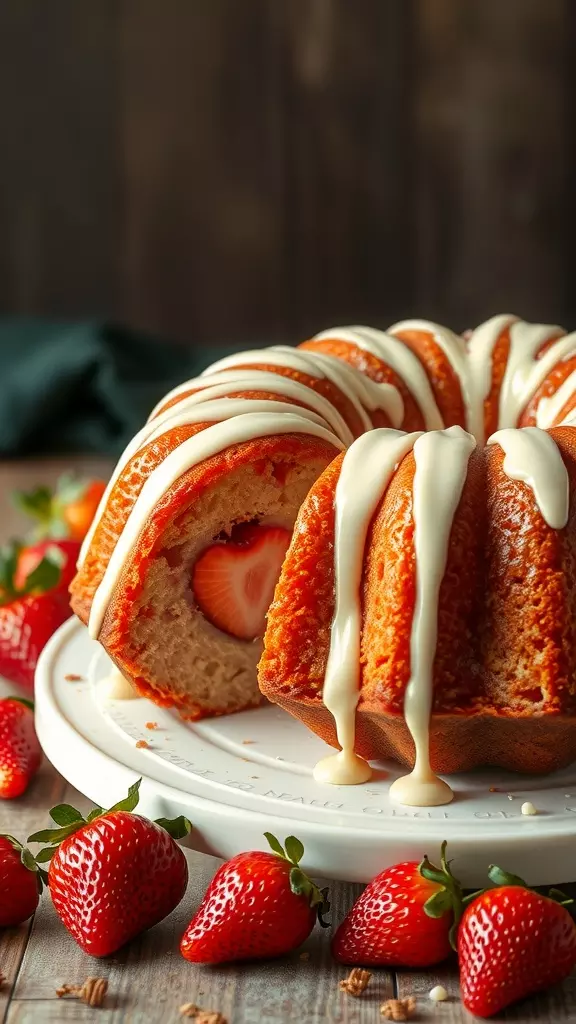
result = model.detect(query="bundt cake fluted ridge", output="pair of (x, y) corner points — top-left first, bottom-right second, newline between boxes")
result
(70, 314), (576, 804)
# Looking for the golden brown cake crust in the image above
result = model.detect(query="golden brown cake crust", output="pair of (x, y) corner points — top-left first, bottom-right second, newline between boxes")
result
(259, 425), (576, 774)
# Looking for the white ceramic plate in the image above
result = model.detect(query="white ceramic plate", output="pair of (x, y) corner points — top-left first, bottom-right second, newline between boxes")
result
(35, 617), (576, 886)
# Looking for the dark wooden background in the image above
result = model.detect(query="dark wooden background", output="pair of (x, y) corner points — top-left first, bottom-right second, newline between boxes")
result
(1, 0), (575, 348)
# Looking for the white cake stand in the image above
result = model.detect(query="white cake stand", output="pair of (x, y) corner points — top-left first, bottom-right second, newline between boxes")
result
(34, 617), (576, 887)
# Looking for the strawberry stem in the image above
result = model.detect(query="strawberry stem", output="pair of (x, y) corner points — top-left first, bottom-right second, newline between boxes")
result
(2, 834), (48, 893)
(264, 832), (330, 926)
(28, 778), (192, 859)
(487, 865), (574, 907)
(420, 841), (464, 949)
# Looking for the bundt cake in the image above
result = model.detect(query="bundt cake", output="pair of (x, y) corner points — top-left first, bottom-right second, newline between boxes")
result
(70, 315), (576, 806)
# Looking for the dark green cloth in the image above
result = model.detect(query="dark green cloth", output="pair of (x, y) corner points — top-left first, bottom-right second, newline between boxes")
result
(0, 319), (238, 457)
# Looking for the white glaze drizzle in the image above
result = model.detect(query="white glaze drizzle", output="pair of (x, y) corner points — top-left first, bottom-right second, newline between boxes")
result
(87, 412), (343, 638)
(536, 369), (576, 428)
(202, 346), (403, 432)
(487, 427), (569, 529)
(313, 325), (444, 430)
(389, 319), (477, 438)
(467, 316), (572, 441)
(147, 369), (354, 444)
(98, 668), (138, 701)
(313, 429), (423, 787)
(81, 397), (333, 570)
(274, 346), (404, 429)
(389, 427), (476, 807)
(79, 378), (352, 568)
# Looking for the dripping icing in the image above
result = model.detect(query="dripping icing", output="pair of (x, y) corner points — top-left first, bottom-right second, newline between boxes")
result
(389, 319), (477, 438)
(313, 429), (423, 786)
(389, 426), (476, 807)
(313, 325), (444, 431)
(487, 427), (569, 529)
(98, 668), (138, 701)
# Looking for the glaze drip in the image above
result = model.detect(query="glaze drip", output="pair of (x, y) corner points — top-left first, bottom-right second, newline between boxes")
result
(313, 325), (444, 431)
(389, 319), (476, 438)
(313, 429), (423, 787)
(389, 426), (476, 808)
(488, 427), (569, 529)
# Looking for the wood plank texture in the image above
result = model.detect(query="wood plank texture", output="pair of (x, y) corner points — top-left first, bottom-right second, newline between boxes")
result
(120, 0), (288, 346)
(2, 0), (574, 345)
(0, 1), (119, 318)
(280, 0), (414, 337)
(414, 0), (571, 328)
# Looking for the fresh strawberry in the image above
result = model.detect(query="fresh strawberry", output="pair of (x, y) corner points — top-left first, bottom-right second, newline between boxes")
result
(180, 833), (329, 964)
(192, 524), (291, 640)
(28, 779), (190, 957)
(458, 865), (576, 1017)
(62, 480), (107, 542)
(0, 834), (46, 925)
(0, 698), (42, 798)
(14, 474), (107, 542)
(14, 539), (80, 594)
(332, 842), (461, 967)
(0, 542), (71, 690)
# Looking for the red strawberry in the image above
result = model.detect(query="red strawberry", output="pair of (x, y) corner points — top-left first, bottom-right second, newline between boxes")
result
(192, 524), (291, 640)
(62, 480), (107, 542)
(14, 539), (81, 594)
(0, 698), (42, 798)
(0, 541), (72, 690)
(180, 833), (329, 964)
(332, 841), (461, 967)
(14, 474), (107, 543)
(458, 865), (576, 1017)
(29, 779), (190, 957)
(0, 834), (46, 925)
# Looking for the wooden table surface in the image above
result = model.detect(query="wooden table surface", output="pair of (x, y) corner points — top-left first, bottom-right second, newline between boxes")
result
(1, 457), (576, 1023)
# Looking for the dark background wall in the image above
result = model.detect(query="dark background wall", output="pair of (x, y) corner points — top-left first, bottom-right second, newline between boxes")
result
(0, 0), (575, 347)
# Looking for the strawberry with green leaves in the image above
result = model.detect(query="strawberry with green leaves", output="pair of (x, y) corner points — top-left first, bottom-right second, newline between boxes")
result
(0, 697), (42, 798)
(180, 833), (329, 964)
(332, 841), (461, 967)
(29, 779), (191, 957)
(14, 473), (106, 542)
(0, 541), (72, 690)
(458, 865), (576, 1017)
(0, 834), (46, 925)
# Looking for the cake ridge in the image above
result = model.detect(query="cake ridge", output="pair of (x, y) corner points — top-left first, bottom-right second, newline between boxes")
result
(70, 314), (576, 805)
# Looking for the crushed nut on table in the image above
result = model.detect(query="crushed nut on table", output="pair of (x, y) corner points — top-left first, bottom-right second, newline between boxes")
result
(380, 995), (416, 1021)
(339, 967), (372, 996)
(56, 977), (108, 1008)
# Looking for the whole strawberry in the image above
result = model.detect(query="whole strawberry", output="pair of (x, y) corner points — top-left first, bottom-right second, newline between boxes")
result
(13, 539), (81, 594)
(180, 833), (329, 964)
(28, 779), (190, 956)
(0, 698), (42, 798)
(14, 474), (107, 543)
(458, 865), (576, 1017)
(0, 834), (46, 925)
(0, 541), (71, 690)
(332, 841), (461, 967)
